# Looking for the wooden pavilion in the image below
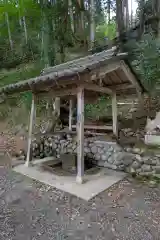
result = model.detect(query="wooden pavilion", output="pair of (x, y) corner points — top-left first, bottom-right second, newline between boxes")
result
(0, 47), (144, 184)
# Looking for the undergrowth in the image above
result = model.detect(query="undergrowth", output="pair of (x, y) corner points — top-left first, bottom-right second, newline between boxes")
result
(0, 62), (43, 88)
(132, 173), (160, 186)
(85, 95), (111, 119)
(0, 62), (43, 121)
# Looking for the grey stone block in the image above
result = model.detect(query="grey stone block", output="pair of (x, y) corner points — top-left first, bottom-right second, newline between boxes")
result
(84, 141), (88, 147)
(84, 147), (90, 154)
(113, 152), (134, 166)
(131, 161), (141, 170)
(97, 160), (105, 167)
(94, 154), (101, 161)
(91, 146), (98, 154)
(141, 164), (152, 172)
(107, 156), (114, 164)
(87, 153), (93, 159)
(101, 154), (108, 161)
(61, 153), (76, 172)
(152, 166), (160, 174)
(135, 154), (142, 162)
(104, 162), (117, 170)
(97, 148), (104, 154)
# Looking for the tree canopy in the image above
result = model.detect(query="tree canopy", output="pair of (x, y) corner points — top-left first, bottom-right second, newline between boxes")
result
(0, 0), (160, 94)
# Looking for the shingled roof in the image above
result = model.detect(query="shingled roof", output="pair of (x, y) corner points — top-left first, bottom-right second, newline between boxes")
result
(0, 48), (128, 94)
(0, 47), (144, 96)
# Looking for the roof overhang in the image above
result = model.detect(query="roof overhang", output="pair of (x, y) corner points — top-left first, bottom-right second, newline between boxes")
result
(0, 48), (143, 97)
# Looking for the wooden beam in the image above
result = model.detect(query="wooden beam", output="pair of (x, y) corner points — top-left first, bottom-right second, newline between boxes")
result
(34, 130), (110, 138)
(39, 82), (113, 99)
(69, 98), (74, 131)
(38, 87), (78, 98)
(25, 94), (36, 167)
(76, 87), (84, 184)
(120, 61), (142, 93)
(90, 62), (121, 81)
(82, 83), (113, 95)
(53, 88), (78, 98)
(72, 125), (112, 130)
(110, 83), (133, 91)
(54, 97), (60, 117)
(112, 92), (118, 137)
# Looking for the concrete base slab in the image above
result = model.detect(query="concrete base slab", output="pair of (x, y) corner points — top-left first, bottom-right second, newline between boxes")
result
(13, 163), (126, 201)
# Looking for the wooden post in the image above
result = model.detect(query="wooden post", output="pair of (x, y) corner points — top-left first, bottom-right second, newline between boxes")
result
(69, 98), (73, 131)
(54, 97), (60, 117)
(76, 87), (84, 184)
(112, 92), (118, 137)
(25, 94), (36, 167)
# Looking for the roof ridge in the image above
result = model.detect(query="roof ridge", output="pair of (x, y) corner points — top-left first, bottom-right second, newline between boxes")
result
(41, 47), (116, 76)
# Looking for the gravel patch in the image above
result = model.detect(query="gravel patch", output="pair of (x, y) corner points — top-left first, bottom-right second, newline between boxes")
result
(0, 168), (160, 239)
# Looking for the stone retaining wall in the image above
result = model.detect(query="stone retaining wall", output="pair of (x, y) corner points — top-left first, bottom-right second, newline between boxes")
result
(124, 147), (160, 176)
(32, 133), (160, 176)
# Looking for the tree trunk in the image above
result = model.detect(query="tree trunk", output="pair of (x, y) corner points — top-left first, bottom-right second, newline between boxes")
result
(130, 0), (133, 27)
(153, 0), (160, 37)
(116, 0), (125, 36)
(80, 11), (85, 32)
(107, 0), (111, 25)
(5, 12), (13, 50)
(68, 0), (74, 33)
(23, 16), (28, 44)
(139, 0), (145, 38)
(18, 7), (22, 27)
(41, 11), (49, 67)
(124, 0), (129, 29)
(40, 0), (56, 67)
(89, 0), (95, 49)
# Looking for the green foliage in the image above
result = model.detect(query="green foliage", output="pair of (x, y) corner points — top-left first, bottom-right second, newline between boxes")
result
(96, 22), (116, 40)
(128, 34), (160, 93)
(0, 0), (116, 71)
(0, 62), (43, 87)
(95, 22), (116, 44)
(94, 0), (105, 25)
(0, 38), (40, 69)
(85, 96), (111, 119)
(136, 0), (154, 20)
(0, 62), (42, 120)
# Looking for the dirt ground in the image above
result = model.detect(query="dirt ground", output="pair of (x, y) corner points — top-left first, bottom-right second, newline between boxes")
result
(0, 167), (160, 240)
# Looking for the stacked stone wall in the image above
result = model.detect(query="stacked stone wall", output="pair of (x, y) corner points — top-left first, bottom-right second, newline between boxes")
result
(31, 133), (160, 176)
